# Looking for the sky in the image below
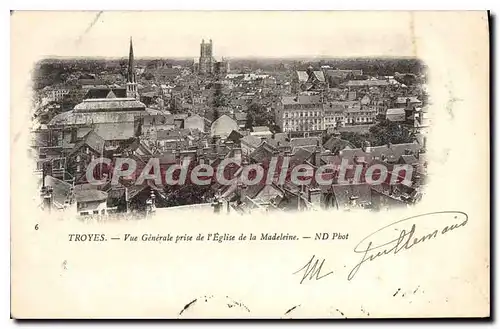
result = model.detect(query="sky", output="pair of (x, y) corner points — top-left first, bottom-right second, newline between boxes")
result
(11, 11), (417, 59)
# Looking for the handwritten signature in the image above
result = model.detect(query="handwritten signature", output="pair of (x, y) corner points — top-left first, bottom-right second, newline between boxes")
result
(348, 211), (468, 280)
(293, 255), (333, 284)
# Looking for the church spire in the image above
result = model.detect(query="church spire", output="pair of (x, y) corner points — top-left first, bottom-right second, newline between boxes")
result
(126, 37), (139, 99)
(128, 37), (135, 83)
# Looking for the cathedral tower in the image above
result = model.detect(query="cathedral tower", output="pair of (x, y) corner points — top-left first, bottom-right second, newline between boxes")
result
(199, 39), (214, 74)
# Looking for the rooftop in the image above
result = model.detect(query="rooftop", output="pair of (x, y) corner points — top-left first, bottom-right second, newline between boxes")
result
(282, 95), (322, 105)
(74, 98), (147, 113)
(74, 189), (108, 203)
(344, 80), (389, 87)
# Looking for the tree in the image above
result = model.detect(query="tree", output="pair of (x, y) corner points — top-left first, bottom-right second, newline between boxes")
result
(339, 132), (368, 148)
(61, 89), (86, 112)
(163, 184), (214, 207)
(143, 72), (155, 80)
(245, 112), (255, 130)
(339, 120), (415, 148)
(368, 120), (414, 145)
(246, 102), (275, 129)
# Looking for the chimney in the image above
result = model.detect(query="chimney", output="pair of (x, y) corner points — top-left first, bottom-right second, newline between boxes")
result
(237, 181), (248, 204)
(406, 97), (411, 108)
(216, 140), (223, 155)
(297, 189), (305, 211)
(233, 148), (242, 162)
(362, 140), (371, 153)
(307, 186), (322, 207)
(314, 140), (321, 167)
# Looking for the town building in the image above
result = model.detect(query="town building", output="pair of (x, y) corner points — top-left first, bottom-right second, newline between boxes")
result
(210, 114), (239, 138)
(250, 126), (273, 139)
(394, 96), (422, 108)
(74, 188), (109, 217)
(184, 114), (206, 133)
(41, 85), (70, 102)
(275, 95), (324, 132)
(386, 108), (407, 122)
(291, 66), (327, 93)
(240, 135), (263, 156)
(343, 79), (389, 91)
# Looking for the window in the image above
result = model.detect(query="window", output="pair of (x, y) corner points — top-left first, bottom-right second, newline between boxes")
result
(80, 212), (89, 216)
(93, 210), (99, 215)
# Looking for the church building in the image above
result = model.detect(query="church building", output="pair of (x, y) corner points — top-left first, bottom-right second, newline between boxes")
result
(48, 38), (162, 150)
(197, 39), (230, 75)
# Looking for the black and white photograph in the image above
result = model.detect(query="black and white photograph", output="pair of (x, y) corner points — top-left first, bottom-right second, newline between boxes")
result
(10, 11), (490, 319)
(31, 29), (429, 219)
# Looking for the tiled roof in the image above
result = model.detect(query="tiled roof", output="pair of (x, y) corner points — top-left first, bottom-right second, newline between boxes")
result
(226, 130), (244, 143)
(156, 128), (192, 140)
(296, 71), (309, 82)
(282, 95), (322, 105)
(48, 108), (161, 127)
(289, 137), (321, 148)
(93, 122), (136, 141)
(273, 132), (288, 143)
(386, 108), (406, 115)
(211, 115), (239, 137)
(74, 99), (146, 113)
(143, 115), (175, 126)
(323, 136), (355, 153)
(85, 88), (127, 99)
(289, 147), (313, 167)
(74, 189), (108, 203)
(252, 126), (271, 133)
(332, 183), (372, 209)
(241, 135), (263, 149)
(399, 154), (419, 165)
(250, 142), (278, 163)
(395, 96), (421, 104)
(339, 142), (422, 164)
(296, 71), (325, 83)
(70, 130), (105, 155)
(344, 80), (389, 87)
(39, 175), (72, 208)
(312, 71), (325, 82)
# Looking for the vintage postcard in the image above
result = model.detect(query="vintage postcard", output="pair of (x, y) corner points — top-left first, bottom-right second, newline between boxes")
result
(10, 11), (490, 318)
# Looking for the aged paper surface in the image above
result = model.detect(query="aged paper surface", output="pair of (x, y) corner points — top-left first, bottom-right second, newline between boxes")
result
(11, 11), (489, 318)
